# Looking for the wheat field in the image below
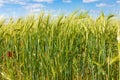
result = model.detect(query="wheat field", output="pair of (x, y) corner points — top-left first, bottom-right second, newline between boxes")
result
(0, 12), (120, 80)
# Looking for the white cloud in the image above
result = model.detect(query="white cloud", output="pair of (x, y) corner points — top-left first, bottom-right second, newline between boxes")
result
(0, 3), (4, 7)
(31, 9), (41, 13)
(0, 0), (5, 7)
(63, 0), (72, 3)
(116, 0), (120, 3)
(96, 3), (106, 7)
(12, 0), (26, 5)
(25, 4), (45, 9)
(0, 0), (6, 3)
(0, 0), (27, 5)
(96, 3), (114, 7)
(33, 0), (54, 3)
(24, 3), (45, 13)
(83, 0), (98, 3)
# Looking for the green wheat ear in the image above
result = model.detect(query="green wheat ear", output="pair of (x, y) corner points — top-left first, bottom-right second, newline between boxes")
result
(117, 22), (120, 80)
(118, 25), (120, 53)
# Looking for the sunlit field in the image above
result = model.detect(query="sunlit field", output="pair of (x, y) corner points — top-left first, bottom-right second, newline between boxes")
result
(0, 12), (120, 80)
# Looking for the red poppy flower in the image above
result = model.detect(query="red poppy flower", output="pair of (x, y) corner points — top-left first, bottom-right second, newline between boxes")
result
(6, 51), (13, 58)
(1, 51), (14, 60)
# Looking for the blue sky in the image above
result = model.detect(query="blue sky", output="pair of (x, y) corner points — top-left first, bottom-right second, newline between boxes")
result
(0, 0), (120, 18)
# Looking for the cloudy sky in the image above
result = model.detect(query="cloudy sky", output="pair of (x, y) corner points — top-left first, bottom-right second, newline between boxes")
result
(0, 0), (120, 18)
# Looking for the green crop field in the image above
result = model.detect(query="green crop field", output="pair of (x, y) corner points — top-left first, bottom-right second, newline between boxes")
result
(0, 11), (120, 80)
